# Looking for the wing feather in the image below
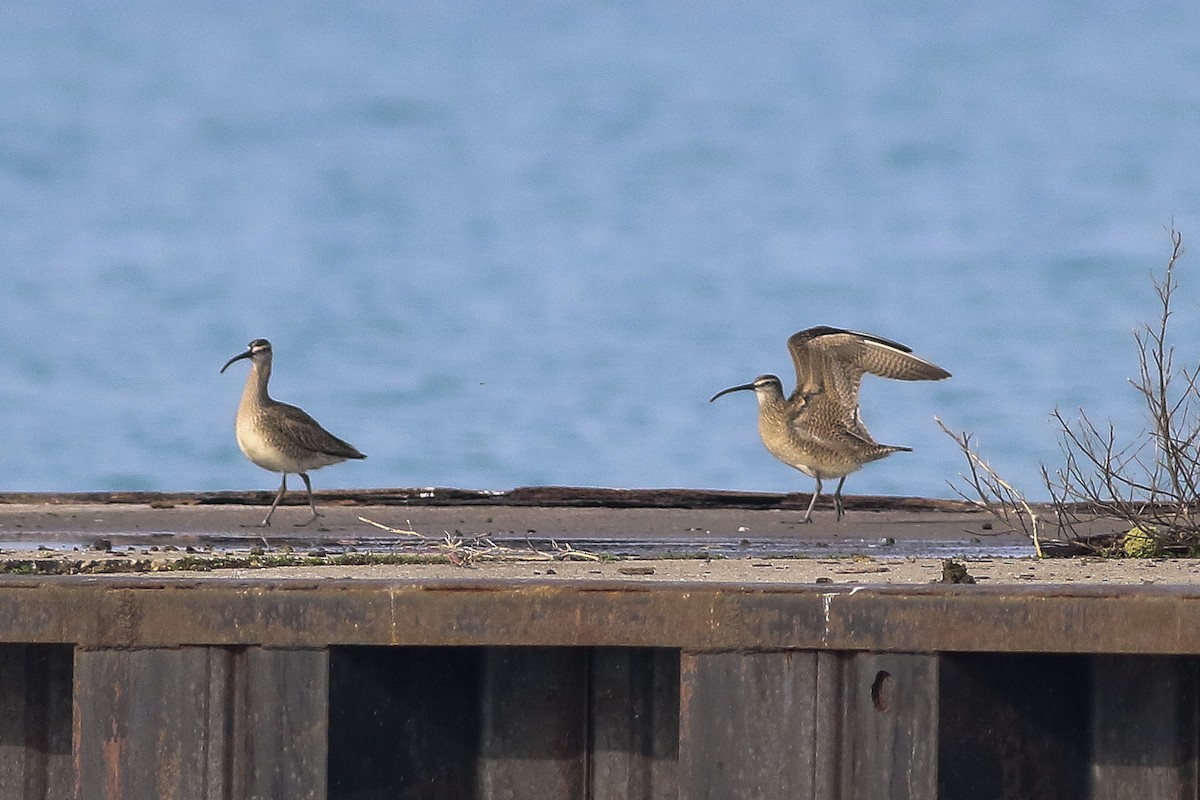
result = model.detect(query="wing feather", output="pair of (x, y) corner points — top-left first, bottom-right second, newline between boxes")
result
(787, 326), (950, 413)
(269, 401), (366, 460)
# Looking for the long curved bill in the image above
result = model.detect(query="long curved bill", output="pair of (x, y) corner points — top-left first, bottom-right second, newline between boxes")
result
(220, 348), (253, 374)
(709, 382), (757, 402)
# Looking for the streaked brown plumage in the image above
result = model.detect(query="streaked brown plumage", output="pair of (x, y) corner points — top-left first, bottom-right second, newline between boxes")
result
(221, 338), (365, 531)
(711, 326), (950, 522)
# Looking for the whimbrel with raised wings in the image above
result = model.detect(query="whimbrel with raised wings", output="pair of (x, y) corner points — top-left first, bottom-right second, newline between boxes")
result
(710, 326), (950, 521)
(221, 338), (366, 532)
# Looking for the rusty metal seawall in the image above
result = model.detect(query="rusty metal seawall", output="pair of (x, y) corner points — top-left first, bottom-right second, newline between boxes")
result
(4, 574), (1200, 800)
(0, 488), (1193, 799)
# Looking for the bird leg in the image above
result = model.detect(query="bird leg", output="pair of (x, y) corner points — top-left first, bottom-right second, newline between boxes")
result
(802, 477), (823, 523)
(242, 474), (289, 548)
(261, 473), (288, 527)
(295, 472), (324, 527)
(832, 475), (848, 520)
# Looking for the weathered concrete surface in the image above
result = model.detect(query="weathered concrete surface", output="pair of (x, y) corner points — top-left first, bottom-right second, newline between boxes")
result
(0, 488), (1028, 560)
(0, 488), (1172, 586)
(158, 555), (1200, 586)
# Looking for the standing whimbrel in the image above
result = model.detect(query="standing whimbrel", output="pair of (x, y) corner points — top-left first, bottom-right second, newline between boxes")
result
(710, 326), (950, 522)
(221, 338), (365, 532)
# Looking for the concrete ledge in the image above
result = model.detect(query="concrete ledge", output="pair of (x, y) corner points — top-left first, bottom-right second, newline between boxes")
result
(2, 575), (1199, 654)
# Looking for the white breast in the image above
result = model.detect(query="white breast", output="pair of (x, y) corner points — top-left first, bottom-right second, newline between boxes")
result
(235, 415), (297, 473)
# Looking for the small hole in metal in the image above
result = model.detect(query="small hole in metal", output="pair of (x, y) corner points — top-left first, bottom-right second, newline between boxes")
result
(871, 670), (893, 712)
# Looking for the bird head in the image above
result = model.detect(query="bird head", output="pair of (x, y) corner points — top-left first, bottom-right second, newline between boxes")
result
(220, 338), (273, 373)
(709, 374), (784, 403)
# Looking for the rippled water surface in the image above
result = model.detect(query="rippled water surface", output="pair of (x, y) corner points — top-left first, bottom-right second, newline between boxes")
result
(3, 2), (1200, 498)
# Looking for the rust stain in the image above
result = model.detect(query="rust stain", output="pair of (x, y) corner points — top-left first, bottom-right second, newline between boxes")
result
(156, 727), (180, 799)
(72, 694), (84, 798)
(678, 655), (696, 716)
(103, 718), (125, 800)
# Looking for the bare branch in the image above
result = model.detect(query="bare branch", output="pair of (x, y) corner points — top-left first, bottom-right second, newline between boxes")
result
(936, 418), (1043, 557)
(943, 230), (1200, 556)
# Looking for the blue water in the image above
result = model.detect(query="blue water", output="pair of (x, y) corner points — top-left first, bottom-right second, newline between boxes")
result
(2, 2), (1200, 499)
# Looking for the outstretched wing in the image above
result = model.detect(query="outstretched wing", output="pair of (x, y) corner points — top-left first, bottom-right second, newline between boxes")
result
(787, 325), (951, 417)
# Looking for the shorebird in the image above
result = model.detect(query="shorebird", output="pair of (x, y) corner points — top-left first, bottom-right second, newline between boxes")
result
(221, 338), (366, 531)
(710, 326), (950, 522)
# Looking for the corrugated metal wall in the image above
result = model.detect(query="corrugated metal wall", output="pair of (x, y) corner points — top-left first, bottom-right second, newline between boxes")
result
(3, 578), (1200, 798)
(3, 645), (1198, 799)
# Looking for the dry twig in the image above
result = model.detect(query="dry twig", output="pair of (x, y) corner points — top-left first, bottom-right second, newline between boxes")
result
(942, 230), (1200, 556)
(356, 515), (603, 565)
(1042, 230), (1200, 550)
(936, 418), (1043, 557)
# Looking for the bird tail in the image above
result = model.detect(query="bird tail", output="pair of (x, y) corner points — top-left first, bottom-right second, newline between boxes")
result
(866, 443), (912, 462)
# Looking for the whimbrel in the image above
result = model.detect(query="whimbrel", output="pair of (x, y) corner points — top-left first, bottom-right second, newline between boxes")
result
(220, 338), (365, 532)
(710, 326), (950, 521)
